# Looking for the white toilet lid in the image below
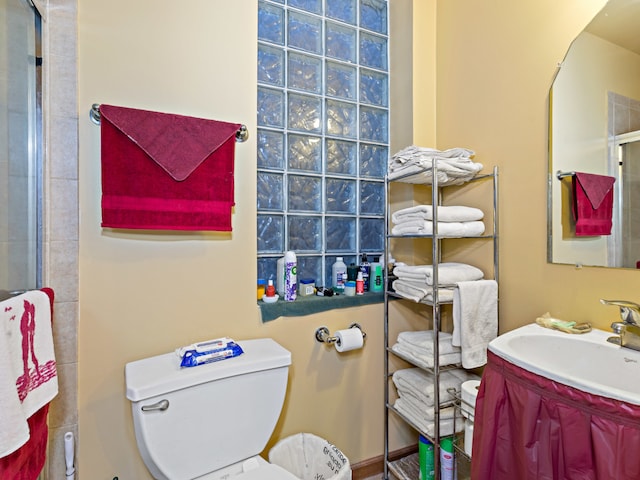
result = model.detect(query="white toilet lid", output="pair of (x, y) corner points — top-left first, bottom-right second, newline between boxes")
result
(236, 463), (299, 480)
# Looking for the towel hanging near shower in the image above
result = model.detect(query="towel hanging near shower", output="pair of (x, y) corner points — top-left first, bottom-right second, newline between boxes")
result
(571, 172), (616, 236)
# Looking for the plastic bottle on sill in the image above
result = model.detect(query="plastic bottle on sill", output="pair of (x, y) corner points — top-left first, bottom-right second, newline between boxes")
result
(387, 255), (396, 292)
(370, 256), (384, 293)
(283, 251), (297, 302)
(359, 254), (371, 291)
(332, 257), (347, 293)
(265, 279), (276, 297)
(356, 271), (364, 295)
(276, 257), (285, 296)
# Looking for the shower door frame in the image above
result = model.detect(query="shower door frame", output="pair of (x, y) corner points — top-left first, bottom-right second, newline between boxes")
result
(609, 129), (640, 268)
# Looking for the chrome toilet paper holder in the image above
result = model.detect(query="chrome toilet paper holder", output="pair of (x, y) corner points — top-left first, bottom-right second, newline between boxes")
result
(315, 323), (367, 344)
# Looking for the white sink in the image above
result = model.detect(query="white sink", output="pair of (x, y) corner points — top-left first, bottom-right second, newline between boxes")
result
(489, 323), (640, 405)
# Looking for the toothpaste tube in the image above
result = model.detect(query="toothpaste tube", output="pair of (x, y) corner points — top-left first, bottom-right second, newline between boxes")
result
(177, 337), (244, 368)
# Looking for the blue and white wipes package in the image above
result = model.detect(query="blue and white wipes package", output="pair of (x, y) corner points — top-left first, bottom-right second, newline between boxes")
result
(176, 337), (244, 368)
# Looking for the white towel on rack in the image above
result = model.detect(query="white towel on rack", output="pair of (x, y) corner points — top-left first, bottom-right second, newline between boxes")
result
(394, 263), (484, 286)
(394, 398), (464, 437)
(392, 331), (461, 368)
(392, 368), (478, 407)
(453, 280), (498, 369)
(391, 220), (485, 237)
(392, 343), (461, 369)
(398, 331), (459, 355)
(394, 397), (455, 422)
(395, 396), (457, 424)
(388, 146), (483, 185)
(392, 205), (484, 224)
(392, 279), (454, 303)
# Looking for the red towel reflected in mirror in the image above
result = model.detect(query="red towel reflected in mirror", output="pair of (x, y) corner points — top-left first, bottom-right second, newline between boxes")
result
(572, 172), (616, 236)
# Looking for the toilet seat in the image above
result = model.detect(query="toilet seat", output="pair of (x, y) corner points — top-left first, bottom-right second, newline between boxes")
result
(198, 456), (300, 480)
(235, 463), (299, 479)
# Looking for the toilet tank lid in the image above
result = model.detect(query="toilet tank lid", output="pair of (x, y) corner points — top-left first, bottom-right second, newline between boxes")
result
(125, 338), (291, 402)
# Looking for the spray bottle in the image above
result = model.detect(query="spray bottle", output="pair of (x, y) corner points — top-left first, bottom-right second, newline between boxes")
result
(440, 437), (456, 480)
(283, 251), (297, 302)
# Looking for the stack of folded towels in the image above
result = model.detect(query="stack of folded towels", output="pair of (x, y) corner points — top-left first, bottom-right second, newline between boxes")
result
(391, 330), (461, 369)
(392, 366), (480, 438)
(388, 146), (483, 185)
(392, 262), (484, 303)
(391, 204), (485, 237)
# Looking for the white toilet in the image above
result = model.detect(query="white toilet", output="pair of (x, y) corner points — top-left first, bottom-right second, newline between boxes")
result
(125, 338), (300, 480)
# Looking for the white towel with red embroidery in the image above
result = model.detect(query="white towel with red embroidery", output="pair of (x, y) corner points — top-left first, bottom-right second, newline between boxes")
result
(0, 290), (58, 458)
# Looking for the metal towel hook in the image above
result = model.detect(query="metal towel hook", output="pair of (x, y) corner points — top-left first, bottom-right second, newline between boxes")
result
(89, 103), (249, 142)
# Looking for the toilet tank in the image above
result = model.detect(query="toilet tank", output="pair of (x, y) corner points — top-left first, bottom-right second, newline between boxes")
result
(125, 338), (291, 480)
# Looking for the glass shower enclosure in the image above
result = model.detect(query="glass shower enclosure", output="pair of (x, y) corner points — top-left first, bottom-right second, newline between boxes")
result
(0, 0), (42, 291)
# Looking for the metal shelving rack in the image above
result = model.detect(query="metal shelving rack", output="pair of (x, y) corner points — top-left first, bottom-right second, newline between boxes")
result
(383, 164), (498, 480)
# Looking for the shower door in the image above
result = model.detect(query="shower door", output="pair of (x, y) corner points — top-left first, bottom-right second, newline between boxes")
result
(0, 0), (42, 291)
(617, 133), (640, 269)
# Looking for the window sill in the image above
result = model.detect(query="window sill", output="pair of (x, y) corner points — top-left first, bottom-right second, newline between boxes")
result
(258, 292), (384, 322)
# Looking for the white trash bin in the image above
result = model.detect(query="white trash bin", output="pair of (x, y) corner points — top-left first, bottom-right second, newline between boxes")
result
(269, 433), (351, 480)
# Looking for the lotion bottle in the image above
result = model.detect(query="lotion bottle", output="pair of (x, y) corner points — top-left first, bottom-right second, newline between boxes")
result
(356, 271), (364, 295)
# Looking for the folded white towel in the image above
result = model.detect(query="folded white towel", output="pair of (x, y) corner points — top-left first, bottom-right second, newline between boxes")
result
(393, 330), (461, 368)
(392, 205), (484, 224)
(394, 263), (484, 286)
(392, 368), (478, 407)
(392, 279), (454, 303)
(398, 330), (459, 355)
(395, 395), (456, 422)
(388, 146), (483, 186)
(394, 398), (462, 438)
(453, 280), (498, 369)
(0, 290), (58, 457)
(391, 220), (485, 237)
(392, 343), (461, 369)
(390, 146), (475, 166)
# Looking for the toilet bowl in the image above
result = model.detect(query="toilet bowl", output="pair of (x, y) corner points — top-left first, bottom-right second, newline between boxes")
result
(125, 338), (299, 480)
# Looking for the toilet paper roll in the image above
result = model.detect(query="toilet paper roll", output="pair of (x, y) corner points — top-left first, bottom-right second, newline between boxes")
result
(334, 327), (364, 352)
(461, 380), (480, 420)
(464, 420), (474, 457)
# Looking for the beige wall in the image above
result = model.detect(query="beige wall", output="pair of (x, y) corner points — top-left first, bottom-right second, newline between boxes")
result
(77, 0), (411, 477)
(430, 0), (640, 333)
(73, 0), (640, 477)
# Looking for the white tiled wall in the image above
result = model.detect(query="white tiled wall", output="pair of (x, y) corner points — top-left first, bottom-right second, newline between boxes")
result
(41, 0), (79, 478)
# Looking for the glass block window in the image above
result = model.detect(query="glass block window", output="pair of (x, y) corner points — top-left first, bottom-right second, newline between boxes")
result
(257, 0), (388, 287)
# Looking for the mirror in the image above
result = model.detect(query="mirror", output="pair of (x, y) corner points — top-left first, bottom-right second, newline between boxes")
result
(549, 0), (640, 268)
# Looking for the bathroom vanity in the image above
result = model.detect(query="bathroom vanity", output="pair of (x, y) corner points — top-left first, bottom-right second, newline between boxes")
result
(472, 323), (640, 480)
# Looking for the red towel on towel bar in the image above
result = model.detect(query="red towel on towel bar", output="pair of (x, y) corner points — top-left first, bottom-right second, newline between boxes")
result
(572, 172), (616, 236)
(100, 104), (241, 231)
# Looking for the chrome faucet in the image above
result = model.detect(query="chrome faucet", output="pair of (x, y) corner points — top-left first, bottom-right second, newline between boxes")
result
(601, 299), (640, 351)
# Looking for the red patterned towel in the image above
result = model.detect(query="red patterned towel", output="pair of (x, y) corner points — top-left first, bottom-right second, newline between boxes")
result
(0, 288), (56, 480)
(100, 104), (241, 231)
